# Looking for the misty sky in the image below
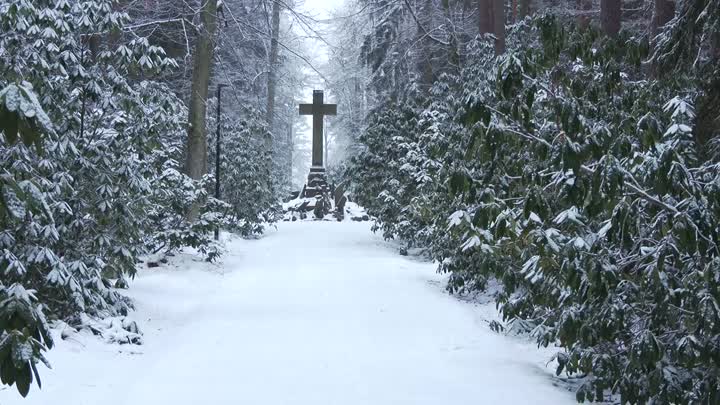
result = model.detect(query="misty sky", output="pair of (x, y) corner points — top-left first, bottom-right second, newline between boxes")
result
(296, 0), (344, 84)
(301, 0), (339, 18)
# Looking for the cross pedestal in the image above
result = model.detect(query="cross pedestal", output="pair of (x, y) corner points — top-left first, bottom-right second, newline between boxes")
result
(299, 90), (336, 198)
(306, 166), (328, 197)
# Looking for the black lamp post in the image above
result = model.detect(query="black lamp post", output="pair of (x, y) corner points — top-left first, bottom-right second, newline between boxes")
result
(214, 84), (226, 241)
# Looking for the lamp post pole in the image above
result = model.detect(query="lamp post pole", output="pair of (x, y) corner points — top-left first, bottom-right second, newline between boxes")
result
(214, 84), (226, 240)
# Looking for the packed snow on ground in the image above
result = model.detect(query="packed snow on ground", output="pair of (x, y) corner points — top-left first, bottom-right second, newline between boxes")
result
(0, 221), (576, 405)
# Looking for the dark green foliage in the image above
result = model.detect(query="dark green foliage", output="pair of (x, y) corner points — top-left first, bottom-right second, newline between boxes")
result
(351, 11), (720, 403)
(0, 83), (53, 150)
(0, 285), (53, 397)
(0, 0), (224, 396)
(207, 104), (280, 238)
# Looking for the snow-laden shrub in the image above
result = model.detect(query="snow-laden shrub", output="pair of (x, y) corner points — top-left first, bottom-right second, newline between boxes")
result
(0, 1), (224, 396)
(351, 13), (720, 403)
(443, 18), (720, 403)
(0, 81), (56, 397)
(207, 103), (280, 237)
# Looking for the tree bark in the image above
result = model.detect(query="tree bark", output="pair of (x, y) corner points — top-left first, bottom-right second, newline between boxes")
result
(493, 0), (506, 54)
(479, 0), (494, 34)
(415, 0), (434, 89)
(712, 30), (720, 64)
(650, 0), (675, 39)
(695, 76), (720, 148)
(463, 0), (473, 13)
(577, 0), (592, 29)
(265, 0), (281, 147)
(696, 33), (720, 149)
(518, 0), (531, 19)
(600, 0), (621, 37)
(443, 0), (461, 69)
(185, 0), (219, 183)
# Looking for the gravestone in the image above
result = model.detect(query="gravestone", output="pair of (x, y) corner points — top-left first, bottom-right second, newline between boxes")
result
(299, 90), (336, 198)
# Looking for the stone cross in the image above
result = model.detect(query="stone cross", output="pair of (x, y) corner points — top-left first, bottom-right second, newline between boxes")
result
(299, 90), (337, 168)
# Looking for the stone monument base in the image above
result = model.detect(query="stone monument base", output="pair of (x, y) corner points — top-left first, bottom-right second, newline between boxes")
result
(302, 167), (330, 198)
(282, 180), (369, 223)
(283, 169), (369, 222)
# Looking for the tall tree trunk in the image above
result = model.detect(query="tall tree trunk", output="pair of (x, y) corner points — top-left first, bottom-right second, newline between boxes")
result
(493, 0), (506, 54)
(577, 0), (592, 29)
(462, 0), (472, 42)
(443, 0), (461, 70)
(479, 0), (494, 34)
(518, 0), (531, 19)
(650, 0), (675, 39)
(463, 0), (473, 14)
(265, 0), (281, 146)
(695, 76), (720, 148)
(713, 30), (720, 60)
(648, 0), (675, 75)
(696, 33), (720, 149)
(600, 0), (621, 37)
(415, 0), (434, 89)
(185, 0), (219, 183)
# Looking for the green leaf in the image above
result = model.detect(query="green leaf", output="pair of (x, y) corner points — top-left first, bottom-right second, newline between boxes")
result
(0, 355), (16, 386)
(30, 362), (41, 390)
(449, 172), (470, 196)
(0, 108), (19, 144)
(526, 85), (537, 109)
(0, 83), (53, 149)
(15, 362), (31, 397)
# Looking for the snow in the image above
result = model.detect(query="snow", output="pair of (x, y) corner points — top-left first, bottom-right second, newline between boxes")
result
(447, 210), (467, 228)
(528, 211), (543, 224)
(664, 122), (693, 136)
(1, 222), (575, 405)
(553, 206), (584, 226)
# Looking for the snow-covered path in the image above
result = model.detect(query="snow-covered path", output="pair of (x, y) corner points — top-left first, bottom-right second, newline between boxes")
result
(1, 222), (575, 405)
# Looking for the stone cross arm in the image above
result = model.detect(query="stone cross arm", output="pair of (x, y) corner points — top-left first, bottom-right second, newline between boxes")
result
(299, 103), (337, 115)
(299, 93), (337, 116)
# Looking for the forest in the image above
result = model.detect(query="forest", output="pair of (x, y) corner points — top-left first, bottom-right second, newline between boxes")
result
(1, 0), (719, 403)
